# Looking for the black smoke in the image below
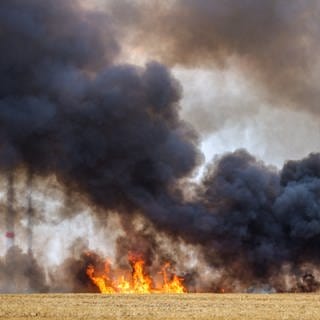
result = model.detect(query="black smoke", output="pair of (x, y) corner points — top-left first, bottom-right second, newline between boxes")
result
(197, 150), (320, 289)
(0, 0), (201, 208)
(1, 0), (320, 292)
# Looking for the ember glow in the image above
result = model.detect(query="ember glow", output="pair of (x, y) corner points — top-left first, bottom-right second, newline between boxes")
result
(86, 253), (186, 294)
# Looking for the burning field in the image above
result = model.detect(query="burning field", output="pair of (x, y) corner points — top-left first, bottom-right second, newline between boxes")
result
(85, 252), (186, 294)
(1, 0), (320, 312)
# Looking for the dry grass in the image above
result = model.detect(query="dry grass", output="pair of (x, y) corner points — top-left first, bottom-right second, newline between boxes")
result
(0, 293), (319, 320)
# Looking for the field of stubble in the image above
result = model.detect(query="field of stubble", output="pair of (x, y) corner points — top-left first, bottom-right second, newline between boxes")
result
(0, 293), (320, 320)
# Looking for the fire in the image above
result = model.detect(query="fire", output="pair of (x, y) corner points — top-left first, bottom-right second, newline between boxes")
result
(161, 262), (186, 293)
(130, 257), (152, 293)
(85, 254), (186, 294)
(86, 264), (115, 293)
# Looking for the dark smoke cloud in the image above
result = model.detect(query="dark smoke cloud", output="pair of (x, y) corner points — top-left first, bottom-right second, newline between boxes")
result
(110, 0), (320, 114)
(111, 149), (320, 290)
(0, 0), (201, 208)
(1, 0), (320, 293)
(197, 150), (320, 288)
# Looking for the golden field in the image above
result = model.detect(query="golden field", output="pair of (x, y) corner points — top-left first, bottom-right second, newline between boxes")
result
(0, 293), (320, 320)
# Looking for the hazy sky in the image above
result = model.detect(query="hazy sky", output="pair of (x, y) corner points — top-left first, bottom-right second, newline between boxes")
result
(86, 0), (320, 169)
(175, 67), (320, 168)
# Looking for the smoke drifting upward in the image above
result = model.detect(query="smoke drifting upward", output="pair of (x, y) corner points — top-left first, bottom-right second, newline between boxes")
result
(26, 170), (34, 253)
(0, 0), (201, 207)
(5, 172), (15, 250)
(110, 0), (320, 114)
(198, 151), (320, 288)
(0, 247), (48, 293)
(1, 0), (320, 293)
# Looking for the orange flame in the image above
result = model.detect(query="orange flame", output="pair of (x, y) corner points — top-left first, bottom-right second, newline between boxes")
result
(86, 264), (115, 293)
(130, 257), (152, 293)
(161, 262), (186, 293)
(85, 254), (186, 294)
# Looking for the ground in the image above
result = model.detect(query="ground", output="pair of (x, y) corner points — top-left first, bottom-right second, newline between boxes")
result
(0, 293), (319, 319)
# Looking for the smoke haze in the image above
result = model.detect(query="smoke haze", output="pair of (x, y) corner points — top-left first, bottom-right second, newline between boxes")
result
(0, 0), (320, 293)
(110, 0), (320, 113)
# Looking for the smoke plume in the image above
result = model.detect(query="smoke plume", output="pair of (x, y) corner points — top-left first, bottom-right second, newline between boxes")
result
(1, 0), (320, 292)
(110, 0), (320, 114)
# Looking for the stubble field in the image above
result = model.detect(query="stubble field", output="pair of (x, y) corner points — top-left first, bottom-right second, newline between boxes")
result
(0, 293), (319, 320)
